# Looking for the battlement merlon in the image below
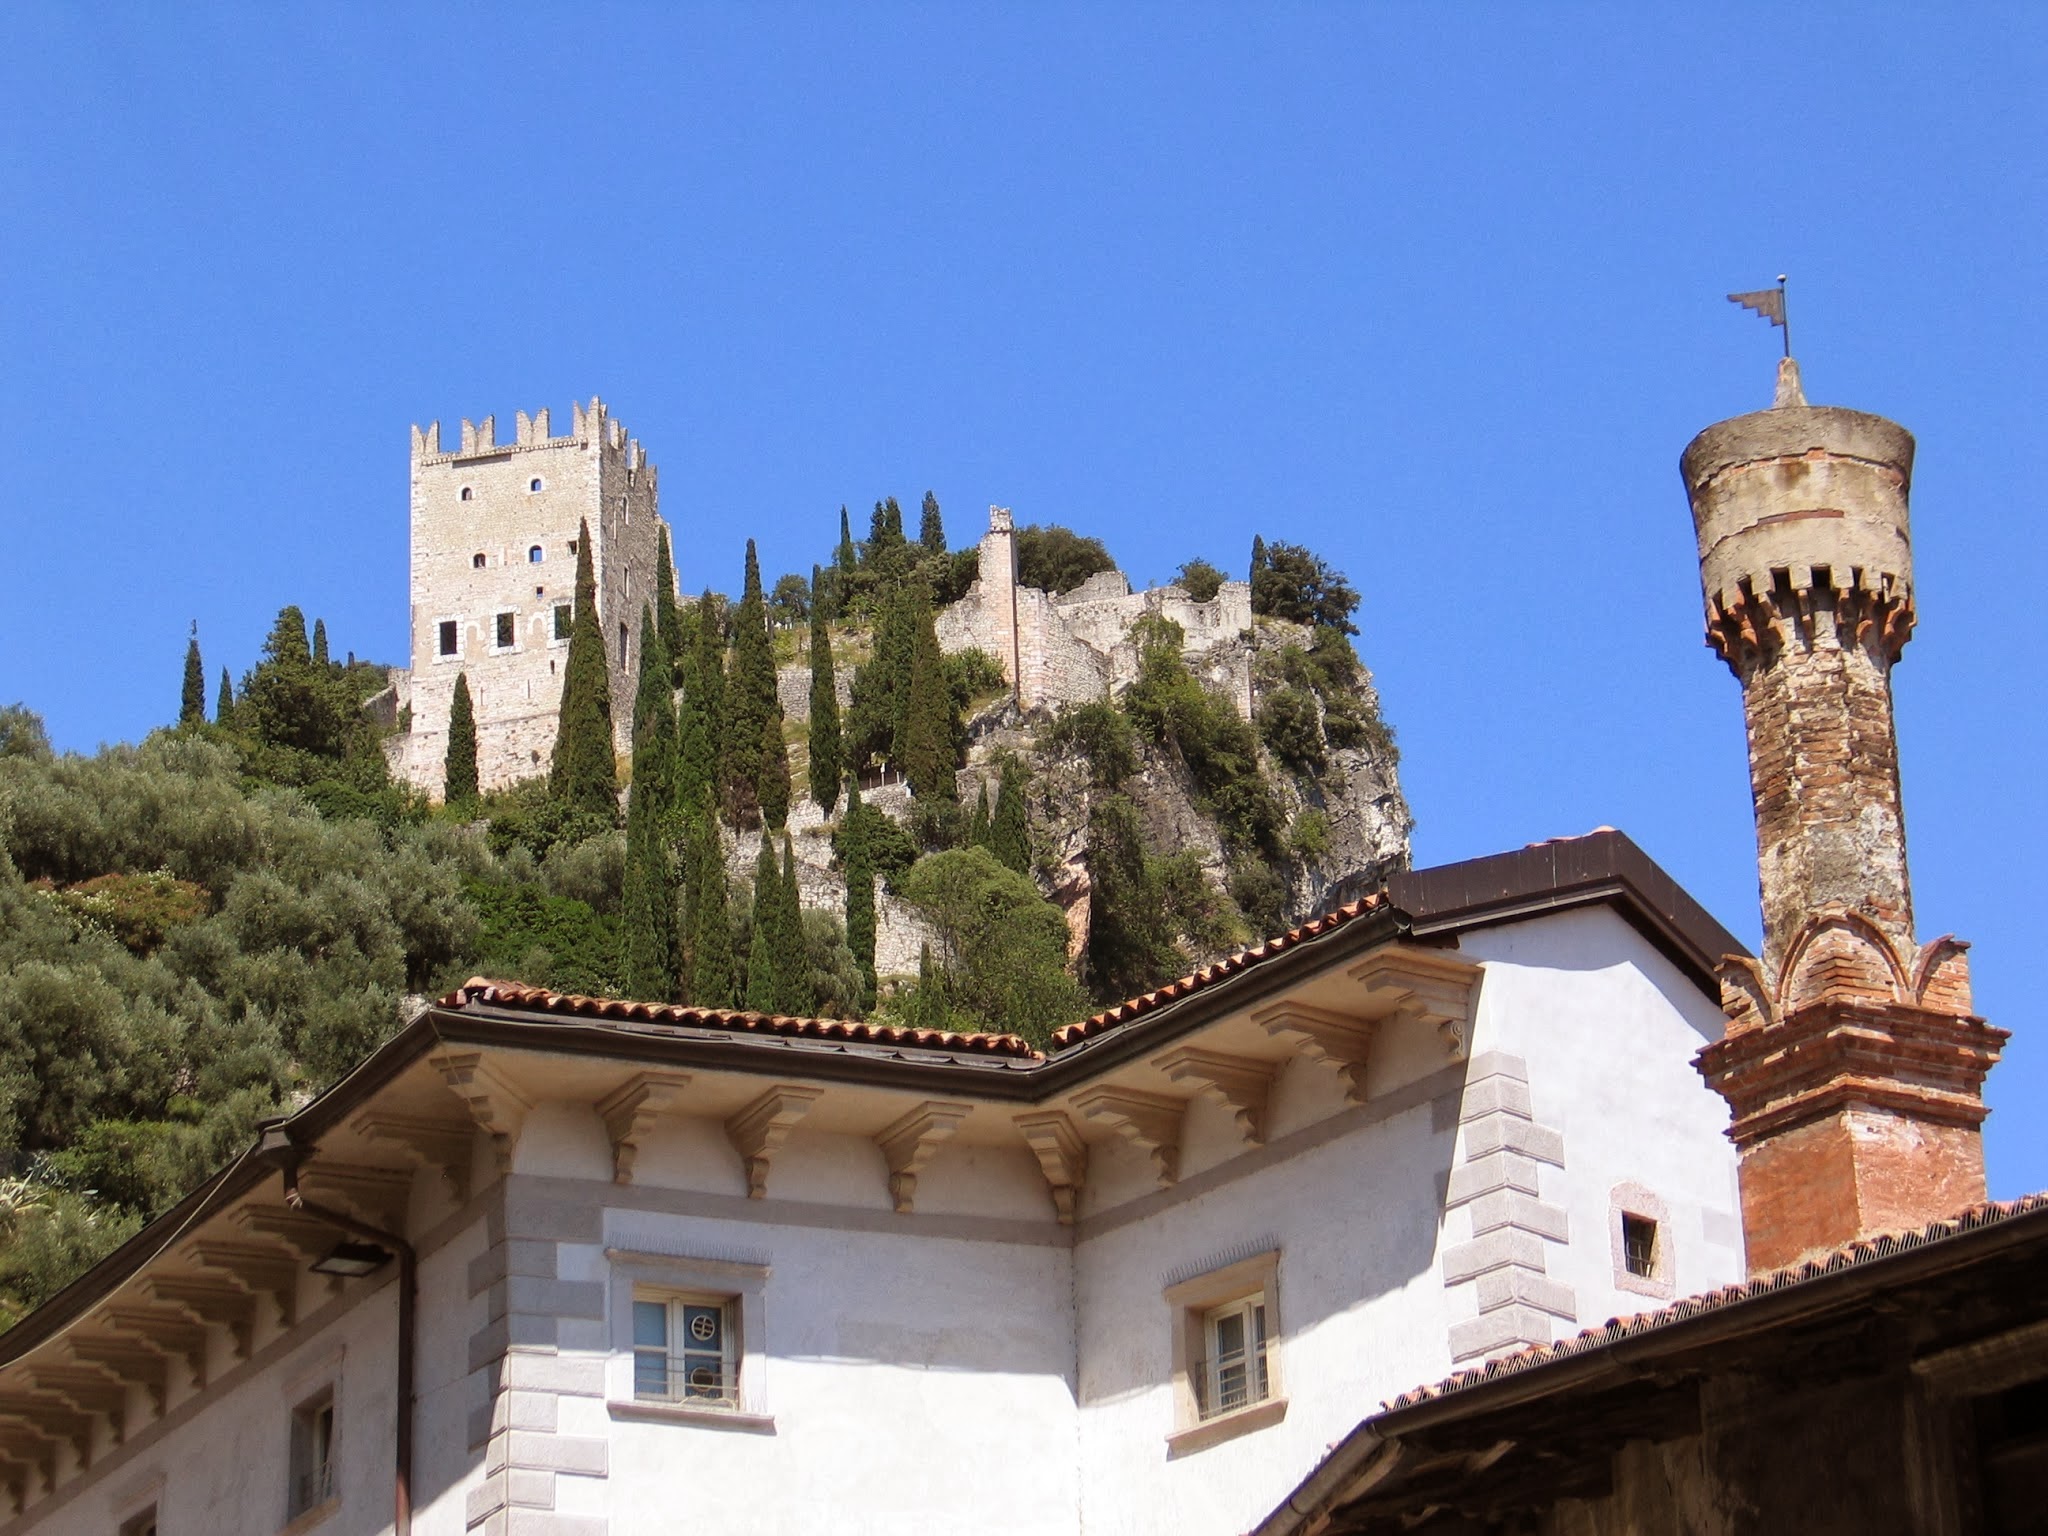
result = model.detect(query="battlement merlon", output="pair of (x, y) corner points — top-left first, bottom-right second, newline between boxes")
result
(410, 397), (653, 468)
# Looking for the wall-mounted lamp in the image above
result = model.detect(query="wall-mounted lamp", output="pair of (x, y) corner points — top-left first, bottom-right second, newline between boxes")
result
(310, 1240), (392, 1278)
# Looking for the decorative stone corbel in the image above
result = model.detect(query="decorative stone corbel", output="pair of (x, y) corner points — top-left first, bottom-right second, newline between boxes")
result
(428, 1049), (531, 1172)
(0, 1395), (88, 1471)
(1253, 1001), (1377, 1103)
(596, 1071), (693, 1184)
(351, 1109), (477, 1204)
(874, 1101), (975, 1214)
(22, 1366), (127, 1445)
(143, 1275), (257, 1360)
(1072, 1086), (1188, 1187)
(724, 1085), (823, 1199)
(100, 1305), (210, 1391)
(187, 1239), (302, 1329)
(65, 1336), (169, 1417)
(1151, 1046), (1278, 1146)
(1348, 946), (1482, 1058)
(296, 1160), (413, 1232)
(1013, 1111), (1088, 1224)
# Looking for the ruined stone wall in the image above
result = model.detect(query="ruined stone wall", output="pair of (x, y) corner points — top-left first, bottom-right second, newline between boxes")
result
(397, 399), (670, 797)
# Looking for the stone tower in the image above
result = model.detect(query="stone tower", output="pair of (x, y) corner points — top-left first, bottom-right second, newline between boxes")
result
(398, 399), (672, 796)
(1684, 358), (2006, 1272)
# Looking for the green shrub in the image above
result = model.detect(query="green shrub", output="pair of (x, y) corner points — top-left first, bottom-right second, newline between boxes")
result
(1040, 701), (1139, 790)
(1257, 687), (1327, 777)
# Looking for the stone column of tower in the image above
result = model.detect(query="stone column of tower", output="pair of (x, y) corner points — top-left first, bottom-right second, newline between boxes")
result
(1683, 358), (2006, 1273)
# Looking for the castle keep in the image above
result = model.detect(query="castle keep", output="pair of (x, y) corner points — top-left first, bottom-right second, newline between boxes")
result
(388, 399), (671, 795)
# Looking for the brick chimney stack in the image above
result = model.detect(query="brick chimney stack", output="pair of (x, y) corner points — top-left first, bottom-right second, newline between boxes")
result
(1683, 358), (2006, 1273)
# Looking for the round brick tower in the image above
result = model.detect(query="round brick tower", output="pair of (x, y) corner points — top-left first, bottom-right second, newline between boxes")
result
(1683, 359), (2006, 1273)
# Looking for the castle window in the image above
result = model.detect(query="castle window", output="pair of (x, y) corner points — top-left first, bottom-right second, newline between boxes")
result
(553, 605), (573, 641)
(472, 553), (487, 569)
(568, 539), (579, 555)
(1610, 1183), (1676, 1300)
(619, 622), (629, 661)
(495, 612), (515, 649)
(460, 487), (472, 502)
(1622, 1214), (1659, 1278)
(438, 621), (459, 658)
(529, 545), (544, 564)
(529, 477), (543, 493)
(535, 586), (544, 599)
(1165, 1249), (1285, 1454)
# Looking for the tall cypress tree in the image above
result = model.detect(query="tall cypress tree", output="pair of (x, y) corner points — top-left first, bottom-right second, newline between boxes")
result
(312, 618), (330, 666)
(897, 583), (957, 802)
(720, 541), (777, 827)
(969, 781), (992, 849)
(779, 834), (815, 1016)
(846, 583), (916, 772)
(808, 566), (842, 814)
(622, 612), (680, 1001)
(745, 838), (784, 1013)
(180, 625), (206, 727)
(216, 667), (234, 723)
(834, 506), (858, 592)
(689, 823), (737, 1009)
(990, 758), (1031, 875)
(550, 519), (617, 819)
(445, 672), (480, 806)
(759, 707), (792, 831)
(919, 491), (946, 556)
(678, 591), (724, 820)
(654, 526), (684, 682)
(843, 774), (877, 1011)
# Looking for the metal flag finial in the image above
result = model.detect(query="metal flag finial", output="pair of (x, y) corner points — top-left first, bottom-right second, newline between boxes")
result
(1727, 275), (1791, 358)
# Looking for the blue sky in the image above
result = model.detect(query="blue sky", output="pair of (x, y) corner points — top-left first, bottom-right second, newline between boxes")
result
(4, 7), (2044, 1191)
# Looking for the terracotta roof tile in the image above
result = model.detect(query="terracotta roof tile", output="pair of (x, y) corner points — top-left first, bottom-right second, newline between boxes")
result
(441, 978), (1044, 1061)
(1385, 1193), (2048, 1411)
(1049, 893), (1389, 1049)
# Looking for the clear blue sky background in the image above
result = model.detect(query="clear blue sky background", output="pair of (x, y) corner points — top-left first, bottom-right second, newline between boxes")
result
(4, 8), (2043, 1191)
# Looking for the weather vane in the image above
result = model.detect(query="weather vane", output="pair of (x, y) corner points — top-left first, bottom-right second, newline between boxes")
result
(1727, 275), (1790, 358)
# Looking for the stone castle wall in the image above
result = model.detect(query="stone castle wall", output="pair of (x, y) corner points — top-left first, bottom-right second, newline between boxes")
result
(391, 399), (670, 797)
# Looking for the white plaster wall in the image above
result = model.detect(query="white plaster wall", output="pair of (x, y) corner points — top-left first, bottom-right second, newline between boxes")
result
(1455, 908), (1746, 1321)
(1074, 1059), (1463, 1536)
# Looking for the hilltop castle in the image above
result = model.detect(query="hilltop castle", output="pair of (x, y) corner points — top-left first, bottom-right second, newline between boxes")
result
(386, 399), (671, 795)
(385, 407), (1264, 797)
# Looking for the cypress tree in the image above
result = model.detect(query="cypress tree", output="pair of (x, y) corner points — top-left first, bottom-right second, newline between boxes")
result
(678, 591), (724, 820)
(267, 606), (311, 668)
(622, 612), (681, 1001)
(919, 491), (946, 556)
(1082, 793), (1178, 1000)
(720, 541), (777, 827)
(846, 583), (916, 772)
(550, 519), (617, 819)
(312, 618), (329, 666)
(779, 835), (815, 1016)
(990, 758), (1031, 875)
(690, 825), (738, 1008)
(905, 943), (949, 1032)
(897, 584), (957, 802)
(968, 781), (992, 849)
(654, 526), (684, 682)
(216, 667), (234, 723)
(745, 838), (784, 1013)
(180, 624), (206, 727)
(445, 672), (480, 807)
(883, 497), (905, 544)
(835, 506), (857, 589)
(843, 774), (877, 1011)
(808, 568), (842, 815)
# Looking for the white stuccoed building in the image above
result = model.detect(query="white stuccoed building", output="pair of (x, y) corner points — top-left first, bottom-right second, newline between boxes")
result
(0, 831), (1746, 1536)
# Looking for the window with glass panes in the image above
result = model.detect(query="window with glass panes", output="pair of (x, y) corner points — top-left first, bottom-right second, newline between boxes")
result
(1197, 1294), (1270, 1419)
(633, 1293), (737, 1405)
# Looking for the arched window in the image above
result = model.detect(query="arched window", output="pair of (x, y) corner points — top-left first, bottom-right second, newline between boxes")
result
(472, 553), (486, 569)
(529, 545), (544, 563)
(529, 477), (543, 493)
(460, 487), (473, 501)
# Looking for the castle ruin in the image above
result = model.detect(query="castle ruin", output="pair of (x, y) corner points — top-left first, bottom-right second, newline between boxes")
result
(386, 399), (671, 795)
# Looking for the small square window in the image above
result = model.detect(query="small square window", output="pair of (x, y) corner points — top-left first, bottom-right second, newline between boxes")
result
(472, 552), (487, 569)
(496, 612), (516, 649)
(438, 620), (459, 658)
(529, 545), (544, 563)
(1622, 1213), (1659, 1278)
(632, 1292), (738, 1406)
(288, 1388), (336, 1517)
(553, 604), (573, 641)
(1164, 1249), (1286, 1453)
(1197, 1295), (1271, 1420)
(529, 477), (543, 493)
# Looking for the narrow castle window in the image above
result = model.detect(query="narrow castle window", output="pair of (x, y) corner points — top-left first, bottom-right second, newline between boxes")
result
(535, 586), (544, 599)
(438, 620), (459, 658)
(529, 477), (543, 493)
(619, 621), (629, 661)
(288, 1388), (336, 1518)
(460, 486), (472, 502)
(1622, 1214), (1659, 1278)
(568, 539), (579, 555)
(472, 553), (486, 569)
(529, 545), (544, 564)
(496, 612), (515, 649)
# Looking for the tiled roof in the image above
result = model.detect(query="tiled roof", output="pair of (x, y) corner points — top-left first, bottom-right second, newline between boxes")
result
(441, 978), (1044, 1060)
(1050, 894), (1389, 1049)
(1387, 1193), (2048, 1411)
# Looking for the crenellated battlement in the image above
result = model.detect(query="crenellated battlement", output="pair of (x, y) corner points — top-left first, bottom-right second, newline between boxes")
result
(410, 396), (649, 469)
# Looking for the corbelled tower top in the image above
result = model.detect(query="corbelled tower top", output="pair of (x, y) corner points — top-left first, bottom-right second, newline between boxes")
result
(1683, 357), (2005, 1273)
